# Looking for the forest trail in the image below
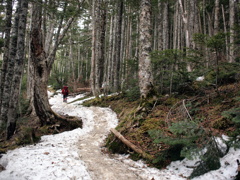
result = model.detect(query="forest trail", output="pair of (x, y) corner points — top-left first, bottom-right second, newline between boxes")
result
(77, 107), (143, 180)
(51, 94), (168, 180)
(0, 93), (180, 180)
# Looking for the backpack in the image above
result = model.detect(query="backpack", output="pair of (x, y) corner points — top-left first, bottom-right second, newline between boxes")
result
(62, 87), (69, 95)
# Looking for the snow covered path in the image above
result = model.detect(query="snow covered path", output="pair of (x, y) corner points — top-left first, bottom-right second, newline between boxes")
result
(1, 92), (240, 180)
(0, 93), (169, 180)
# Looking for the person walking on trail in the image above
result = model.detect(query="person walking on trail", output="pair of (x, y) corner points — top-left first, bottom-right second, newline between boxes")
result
(62, 86), (69, 102)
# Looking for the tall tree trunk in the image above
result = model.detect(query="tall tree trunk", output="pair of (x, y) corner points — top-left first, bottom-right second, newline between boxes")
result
(30, 1), (53, 125)
(229, 0), (235, 63)
(90, 0), (107, 96)
(90, 0), (96, 95)
(173, 1), (178, 50)
(120, 9), (126, 90)
(0, 0), (12, 127)
(157, 0), (163, 51)
(0, 1), (20, 127)
(95, 0), (107, 95)
(30, 0), (78, 125)
(162, 1), (169, 50)
(188, 0), (196, 49)
(178, 0), (189, 48)
(178, 0), (191, 71)
(139, 0), (153, 99)
(213, 0), (220, 35)
(221, 4), (228, 61)
(113, 0), (123, 92)
(7, 0), (28, 139)
(110, 14), (116, 89)
(106, 15), (113, 93)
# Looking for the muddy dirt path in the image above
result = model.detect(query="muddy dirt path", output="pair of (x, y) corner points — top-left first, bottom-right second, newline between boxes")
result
(51, 95), (165, 180)
(77, 106), (146, 180)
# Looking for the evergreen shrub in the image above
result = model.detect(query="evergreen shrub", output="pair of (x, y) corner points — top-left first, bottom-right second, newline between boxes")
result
(123, 79), (140, 102)
(149, 120), (227, 178)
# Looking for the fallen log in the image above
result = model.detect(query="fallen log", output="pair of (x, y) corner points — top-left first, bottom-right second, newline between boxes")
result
(76, 88), (91, 92)
(110, 128), (153, 160)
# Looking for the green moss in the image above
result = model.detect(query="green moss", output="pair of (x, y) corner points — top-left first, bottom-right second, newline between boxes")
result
(17, 127), (40, 145)
(164, 96), (179, 106)
(140, 118), (164, 132)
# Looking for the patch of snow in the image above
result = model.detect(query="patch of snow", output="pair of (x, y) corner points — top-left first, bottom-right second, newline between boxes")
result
(48, 91), (54, 98)
(196, 76), (205, 81)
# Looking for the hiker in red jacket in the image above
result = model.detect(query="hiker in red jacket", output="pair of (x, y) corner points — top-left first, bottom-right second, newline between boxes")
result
(62, 86), (69, 102)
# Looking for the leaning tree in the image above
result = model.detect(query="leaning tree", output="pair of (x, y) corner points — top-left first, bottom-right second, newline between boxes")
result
(29, 0), (84, 125)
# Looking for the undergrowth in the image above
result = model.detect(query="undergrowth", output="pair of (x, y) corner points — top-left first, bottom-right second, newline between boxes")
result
(84, 81), (240, 178)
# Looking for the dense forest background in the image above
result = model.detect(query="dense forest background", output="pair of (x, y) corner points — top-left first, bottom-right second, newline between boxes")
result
(0, 0), (240, 177)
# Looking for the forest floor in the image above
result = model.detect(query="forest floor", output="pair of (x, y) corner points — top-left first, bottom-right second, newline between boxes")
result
(0, 81), (240, 179)
(81, 80), (240, 179)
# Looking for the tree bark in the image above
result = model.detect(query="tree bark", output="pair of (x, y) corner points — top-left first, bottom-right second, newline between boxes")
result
(106, 15), (113, 93)
(162, 1), (169, 50)
(30, 1), (52, 125)
(6, 0), (29, 139)
(1, 1), (20, 127)
(90, 0), (96, 95)
(0, 0), (12, 127)
(221, 4), (228, 61)
(138, 0), (153, 99)
(213, 0), (220, 35)
(229, 0), (235, 63)
(113, 0), (123, 92)
(30, 0), (79, 125)
(95, 0), (107, 95)
(157, 0), (163, 51)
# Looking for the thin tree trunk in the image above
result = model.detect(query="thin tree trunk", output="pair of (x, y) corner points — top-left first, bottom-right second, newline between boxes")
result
(90, 0), (96, 95)
(173, 2), (178, 50)
(157, 0), (163, 51)
(178, 0), (189, 48)
(188, 0), (196, 49)
(113, 0), (123, 92)
(214, 0), (220, 35)
(221, 4), (228, 61)
(120, 8), (126, 90)
(162, 1), (169, 50)
(139, 0), (153, 99)
(229, 0), (235, 63)
(202, 0), (209, 67)
(178, 0), (191, 71)
(106, 15), (113, 93)
(111, 14), (116, 89)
